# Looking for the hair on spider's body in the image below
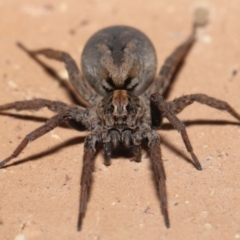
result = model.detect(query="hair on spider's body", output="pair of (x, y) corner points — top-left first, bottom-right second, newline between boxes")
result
(1, 8), (240, 231)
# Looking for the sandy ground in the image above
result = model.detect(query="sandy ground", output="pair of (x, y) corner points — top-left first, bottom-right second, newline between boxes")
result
(0, 0), (240, 240)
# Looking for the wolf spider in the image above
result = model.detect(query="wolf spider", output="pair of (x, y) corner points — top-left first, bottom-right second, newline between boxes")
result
(1, 9), (240, 231)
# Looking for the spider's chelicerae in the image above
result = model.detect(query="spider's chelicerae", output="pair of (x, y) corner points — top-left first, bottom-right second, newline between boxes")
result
(1, 8), (240, 231)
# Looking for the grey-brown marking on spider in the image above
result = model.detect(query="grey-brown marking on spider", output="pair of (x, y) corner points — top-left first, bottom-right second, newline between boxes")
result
(81, 26), (157, 96)
(1, 7), (240, 231)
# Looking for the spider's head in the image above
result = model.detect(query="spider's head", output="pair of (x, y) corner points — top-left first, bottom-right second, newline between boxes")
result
(97, 90), (145, 130)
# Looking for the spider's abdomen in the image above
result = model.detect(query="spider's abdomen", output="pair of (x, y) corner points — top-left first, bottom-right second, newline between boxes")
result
(81, 26), (157, 96)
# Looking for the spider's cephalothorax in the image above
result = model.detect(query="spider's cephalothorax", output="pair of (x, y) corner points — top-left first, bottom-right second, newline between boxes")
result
(1, 8), (240, 231)
(97, 89), (145, 130)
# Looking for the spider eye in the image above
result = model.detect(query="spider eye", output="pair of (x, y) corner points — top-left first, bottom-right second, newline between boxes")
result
(114, 116), (118, 121)
(126, 104), (133, 113)
(124, 77), (139, 90)
(102, 77), (116, 92)
(106, 104), (114, 114)
(124, 77), (132, 89)
(106, 77), (115, 88)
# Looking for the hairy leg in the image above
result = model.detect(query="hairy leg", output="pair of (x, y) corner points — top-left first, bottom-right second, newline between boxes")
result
(150, 35), (195, 96)
(168, 94), (240, 121)
(148, 133), (169, 228)
(0, 104), (90, 168)
(0, 112), (70, 168)
(151, 93), (202, 170)
(17, 43), (97, 107)
(78, 135), (98, 231)
(0, 99), (68, 113)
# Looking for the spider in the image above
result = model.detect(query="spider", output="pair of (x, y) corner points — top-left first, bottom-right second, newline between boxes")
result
(1, 8), (240, 231)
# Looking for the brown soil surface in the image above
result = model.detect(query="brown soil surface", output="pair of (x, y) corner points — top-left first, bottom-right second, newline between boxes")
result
(0, 1), (240, 240)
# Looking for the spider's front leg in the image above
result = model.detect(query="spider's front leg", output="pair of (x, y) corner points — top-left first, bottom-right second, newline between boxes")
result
(150, 93), (202, 170)
(0, 112), (68, 168)
(147, 132), (169, 228)
(0, 105), (89, 168)
(78, 134), (98, 231)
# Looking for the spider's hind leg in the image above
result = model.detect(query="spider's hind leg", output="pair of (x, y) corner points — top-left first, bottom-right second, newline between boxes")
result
(148, 7), (208, 96)
(17, 42), (96, 107)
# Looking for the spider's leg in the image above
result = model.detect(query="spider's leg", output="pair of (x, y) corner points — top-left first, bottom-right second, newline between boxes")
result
(0, 105), (89, 168)
(148, 8), (208, 96)
(17, 43), (87, 107)
(168, 94), (240, 121)
(17, 43), (97, 107)
(0, 99), (69, 113)
(151, 93), (202, 170)
(148, 133), (169, 228)
(78, 135), (98, 231)
(0, 111), (70, 168)
(149, 33), (195, 96)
